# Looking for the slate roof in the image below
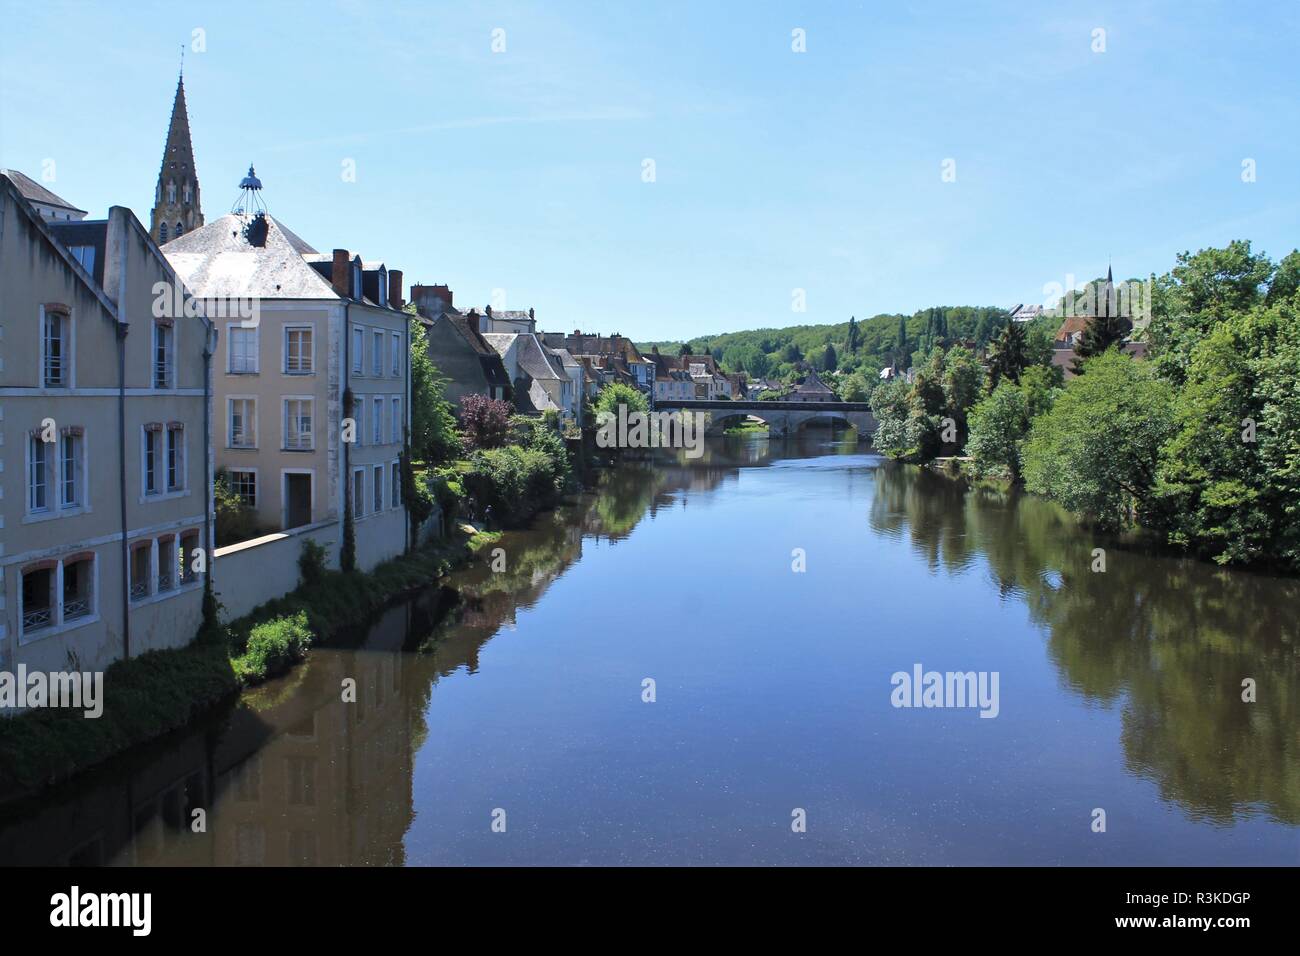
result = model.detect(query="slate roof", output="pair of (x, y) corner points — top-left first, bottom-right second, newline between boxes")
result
(163, 213), (339, 300)
(795, 368), (836, 397)
(0, 168), (87, 216)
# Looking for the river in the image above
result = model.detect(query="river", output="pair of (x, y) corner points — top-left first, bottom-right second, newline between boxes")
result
(2, 436), (1297, 865)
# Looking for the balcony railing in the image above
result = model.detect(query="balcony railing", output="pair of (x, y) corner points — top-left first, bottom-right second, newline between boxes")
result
(64, 597), (91, 620)
(158, 570), (173, 592)
(22, 606), (53, 632)
(130, 579), (150, 601)
(154, 362), (173, 389)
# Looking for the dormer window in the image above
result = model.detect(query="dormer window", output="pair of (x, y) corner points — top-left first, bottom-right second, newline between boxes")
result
(377, 269), (387, 307)
(351, 261), (362, 299)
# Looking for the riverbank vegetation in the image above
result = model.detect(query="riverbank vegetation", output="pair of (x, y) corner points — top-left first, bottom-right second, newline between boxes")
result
(871, 241), (1300, 572)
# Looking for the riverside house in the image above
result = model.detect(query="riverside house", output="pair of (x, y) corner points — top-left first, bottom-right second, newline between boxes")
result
(163, 183), (411, 578)
(0, 173), (213, 679)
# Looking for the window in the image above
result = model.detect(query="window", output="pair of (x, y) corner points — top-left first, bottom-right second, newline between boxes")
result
(372, 330), (383, 375)
(377, 270), (387, 307)
(229, 398), (256, 448)
(28, 433), (51, 512)
(391, 332), (401, 376)
(286, 756), (317, 807)
(372, 397), (383, 444)
(130, 544), (151, 601)
(59, 429), (83, 508)
(166, 425), (185, 491)
(157, 535), (177, 592)
(143, 425), (162, 495)
(228, 325), (258, 373)
(352, 328), (364, 374)
(159, 222), (169, 242)
(391, 460), (401, 508)
(284, 399), (313, 450)
(153, 321), (174, 388)
(166, 181), (176, 204)
(62, 555), (94, 622)
(179, 530), (201, 584)
(174, 222), (183, 238)
(284, 326), (313, 374)
(183, 182), (192, 204)
(69, 245), (96, 273)
(352, 469), (365, 517)
(352, 399), (364, 447)
(229, 470), (257, 508)
(42, 308), (68, 386)
(373, 464), (384, 513)
(351, 262), (362, 299)
(20, 565), (54, 634)
(391, 397), (401, 444)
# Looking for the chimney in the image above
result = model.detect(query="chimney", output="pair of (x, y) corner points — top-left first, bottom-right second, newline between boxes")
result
(528, 307), (535, 320)
(331, 249), (350, 297)
(388, 269), (403, 309)
(485, 305), (492, 317)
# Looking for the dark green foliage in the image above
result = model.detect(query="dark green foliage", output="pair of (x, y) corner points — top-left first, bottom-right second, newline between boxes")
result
(298, 538), (328, 587)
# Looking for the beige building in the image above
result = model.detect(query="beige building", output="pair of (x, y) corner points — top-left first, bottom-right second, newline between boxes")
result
(163, 196), (410, 572)
(0, 173), (213, 677)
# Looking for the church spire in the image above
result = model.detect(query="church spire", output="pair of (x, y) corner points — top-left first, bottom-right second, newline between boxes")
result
(150, 69), (203, 245)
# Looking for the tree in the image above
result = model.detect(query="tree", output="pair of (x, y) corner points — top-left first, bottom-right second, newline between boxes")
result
(408, 317), (462, 463)
(940, 345), (986, 444)
(593, 382), (649, 417)
(966, 382), (1031, 480)
(870, 376), (936, 460)
(459, 394), (513, 449)
(1149, 297), (1300, 570)
(895, 316), (908, 365)
(1022, 351), (1176, 530)
(847, 316), (860, 353)
(1149, 241), (1275, 384)
(821, 342), (838, 372)
(1071, 312), (1128, 373)
(678, 342), (691, 357)
(987, 319), (1029, 385)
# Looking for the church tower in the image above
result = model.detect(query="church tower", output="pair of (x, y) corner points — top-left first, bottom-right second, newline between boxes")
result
(150, 71), (203, 245)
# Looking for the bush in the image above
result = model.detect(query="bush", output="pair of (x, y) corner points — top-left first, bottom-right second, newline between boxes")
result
(298, 539), (328, 587)
(231, 612), (313, 684)
(459, 394), (514, 449)
(593, 382), (649, 417)
(464, 442), (567, 526)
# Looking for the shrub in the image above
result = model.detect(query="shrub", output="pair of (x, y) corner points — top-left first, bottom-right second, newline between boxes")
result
(459, 394), (514, 449)
(298, 538), (328, 587)
(214, 471), (261, 546)
(464, 442), (566, 526)
(231, 612), (313, 684)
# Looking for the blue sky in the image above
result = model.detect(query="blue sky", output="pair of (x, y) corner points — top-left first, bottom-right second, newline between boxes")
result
(1, 0), (1296, 340)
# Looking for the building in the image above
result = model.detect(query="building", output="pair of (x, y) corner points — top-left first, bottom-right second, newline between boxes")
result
(409, 285), (511, 406)
(543, 331), (655, 394)
(1050, 266), (1142, 379)
(1008, 303), (1043, 323)
(481, 331), (577, 421)
(0, 173), (212, 679)
(0, 169), (87, 222)
(149, 73), (204, 244)
(163, 171), (410, 571)
(789, 367), (837, 402)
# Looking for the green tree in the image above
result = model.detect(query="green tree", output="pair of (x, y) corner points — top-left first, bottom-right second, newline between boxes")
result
(987, 319), (1029, 385)
(1022, 351), (1176, 530)
(593, 382), (649, 417)
(847, 316), (860, 353)
(1071, 312), (1128, 373)
(1149, 297), (1300, 569)
(407, 316), (462, 463)
(966, 381), (1032, 480)
(1149, 241), (1274, 384)
(821, 342), (838, 372)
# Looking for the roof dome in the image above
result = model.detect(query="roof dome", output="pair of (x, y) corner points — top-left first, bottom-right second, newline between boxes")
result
(239, 165), (262, 190)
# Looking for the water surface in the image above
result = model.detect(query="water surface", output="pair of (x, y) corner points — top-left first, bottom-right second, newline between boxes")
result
(2, 437), (1297, 865)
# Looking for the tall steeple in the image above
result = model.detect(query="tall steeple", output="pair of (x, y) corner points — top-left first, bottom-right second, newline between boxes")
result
(150, 69), (203, 245)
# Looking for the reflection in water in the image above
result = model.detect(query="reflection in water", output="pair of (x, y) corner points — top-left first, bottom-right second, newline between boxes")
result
(1, 437), (1296, 865)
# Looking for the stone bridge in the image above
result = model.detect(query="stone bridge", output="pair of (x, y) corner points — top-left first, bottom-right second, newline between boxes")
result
(654, 399), (877, 439)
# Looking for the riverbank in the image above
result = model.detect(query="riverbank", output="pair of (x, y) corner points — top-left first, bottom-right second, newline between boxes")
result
(0, 530), (485, 807)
